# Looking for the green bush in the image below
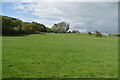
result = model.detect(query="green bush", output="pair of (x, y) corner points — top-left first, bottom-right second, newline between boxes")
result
(112, 34), (120, 37)
(88, 32), (92, 35)
(95, 30), (102, 37)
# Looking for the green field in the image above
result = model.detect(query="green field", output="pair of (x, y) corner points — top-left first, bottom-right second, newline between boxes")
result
(2, 33), (118, 78)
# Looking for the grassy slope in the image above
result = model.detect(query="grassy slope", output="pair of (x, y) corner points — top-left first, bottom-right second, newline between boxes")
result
(0, 37), (2, 79)
(2, 33), (118, 78)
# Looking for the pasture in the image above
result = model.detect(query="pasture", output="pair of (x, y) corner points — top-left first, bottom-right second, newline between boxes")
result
(2, 33), (118, 78)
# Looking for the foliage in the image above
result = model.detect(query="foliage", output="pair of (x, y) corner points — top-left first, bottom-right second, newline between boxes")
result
(2, 16), (70, 35)
(112, 34), (120, 37)
(1, 16), (48, 35)
(72, 30), (80, 33)
(52, 21), (69, 33)
(46, 27), (53, 33)
(88, 32), (92, 35)
(22, 22), (47, 34)
(2, 16), (22, 35)
(95, 30), (102, 37)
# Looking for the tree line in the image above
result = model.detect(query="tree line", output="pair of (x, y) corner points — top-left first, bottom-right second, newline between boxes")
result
(1, 15), (119, 37)
(1, 16), (70, 35)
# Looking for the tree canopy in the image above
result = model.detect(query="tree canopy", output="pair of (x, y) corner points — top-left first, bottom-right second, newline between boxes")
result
(1, 16), (50, 35)
(52, 21), (69, 33)
(1, 16), (70, 35)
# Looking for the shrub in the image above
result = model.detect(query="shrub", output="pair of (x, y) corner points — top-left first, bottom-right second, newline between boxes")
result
(109, 34), (111, 36)
(72, 30), (80, 33)
(95, 30), (102, 37)
(88, 32), (92, 35)
(68, 31), (71, 33)
(112, 34), (120, 37)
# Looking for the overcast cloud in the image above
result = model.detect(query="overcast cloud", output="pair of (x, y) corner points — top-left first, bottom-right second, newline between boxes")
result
(9, 2), (118, 34)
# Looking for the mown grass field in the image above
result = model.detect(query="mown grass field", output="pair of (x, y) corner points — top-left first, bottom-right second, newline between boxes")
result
(2, 33), (118, 78)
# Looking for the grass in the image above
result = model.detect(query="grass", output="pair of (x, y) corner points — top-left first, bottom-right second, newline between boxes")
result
(2, 33), (118, 78)
(0, 37), (2, 79)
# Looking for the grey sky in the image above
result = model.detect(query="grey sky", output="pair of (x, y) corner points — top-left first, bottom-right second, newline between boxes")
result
(32, 2), (118, 34)
(4, 2), (118, 34)
(52, 2), (118, 34)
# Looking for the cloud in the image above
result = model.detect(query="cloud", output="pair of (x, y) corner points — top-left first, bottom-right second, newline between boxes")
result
(2, 0), (119, 2)
(10, 2), (118, 34)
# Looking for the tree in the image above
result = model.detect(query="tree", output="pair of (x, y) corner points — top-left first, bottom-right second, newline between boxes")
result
(21, 21), (47, 34)
(46, 27), (53, 33)
(22, 22), (32, 34)
(2, 15), (63, 35)
(2, 16), (24, 35)
(12, 19), (22, 33)
(52, 21), (69, 33)
(38, 24), (46, 32)
(2, 16), (23, 35)
(95, 30), (102, 37)
(2, 16), (13, 35)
